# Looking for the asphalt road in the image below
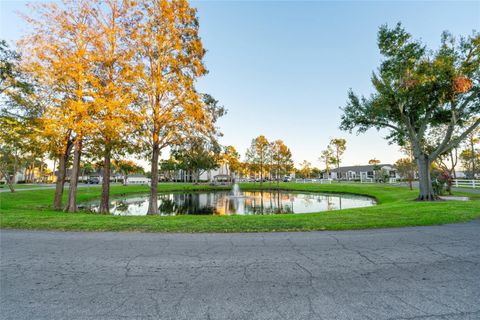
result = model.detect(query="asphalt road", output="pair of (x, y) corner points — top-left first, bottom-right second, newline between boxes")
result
(1, 222), (480, 320)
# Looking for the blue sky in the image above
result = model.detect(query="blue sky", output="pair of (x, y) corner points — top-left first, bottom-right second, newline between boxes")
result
(1, 0), (479, 168)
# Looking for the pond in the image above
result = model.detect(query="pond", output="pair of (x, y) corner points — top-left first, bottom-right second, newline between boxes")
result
(81, 189), (376, 216)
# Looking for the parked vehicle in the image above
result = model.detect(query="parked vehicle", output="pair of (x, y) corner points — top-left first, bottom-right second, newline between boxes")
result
(87, 177), (100, 184)
(283, 176), (292, 182)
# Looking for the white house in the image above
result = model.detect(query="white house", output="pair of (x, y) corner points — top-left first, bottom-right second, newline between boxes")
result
(173, 163), (231, 182)
(324, 164), (400, 182)
(125, 174), (151, 185)
(453, 171), (467, 179)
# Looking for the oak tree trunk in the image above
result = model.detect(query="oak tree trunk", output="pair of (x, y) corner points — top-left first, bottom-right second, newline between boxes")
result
(99, 147), (111, 214)
(147, 143), (160, 215)
(65, 140), (82, 212)
(416, 156), (437, 201)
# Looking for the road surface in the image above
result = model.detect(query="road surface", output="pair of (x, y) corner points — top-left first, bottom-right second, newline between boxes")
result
(1, 222), (480, 320)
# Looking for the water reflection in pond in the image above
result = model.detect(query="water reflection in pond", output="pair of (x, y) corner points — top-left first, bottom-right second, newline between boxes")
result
(82, 190), (375, 216)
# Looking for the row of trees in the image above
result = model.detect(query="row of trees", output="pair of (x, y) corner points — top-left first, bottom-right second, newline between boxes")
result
(157, 135), (294, 186)
(244, 135), (294, 186)
(78, 159), (144, 183)
(159, 141), (235, 184)
(319, 138), (347, 177)
(1, 0), (223, 214)
(156, 129), (477, 185)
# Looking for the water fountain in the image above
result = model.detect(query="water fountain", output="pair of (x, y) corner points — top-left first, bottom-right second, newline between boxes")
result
(230, 181), (244, 212)
(232, 182), (241, 197)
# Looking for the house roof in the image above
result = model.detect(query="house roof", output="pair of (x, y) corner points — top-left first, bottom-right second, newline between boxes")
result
(331, 164), (393, 173)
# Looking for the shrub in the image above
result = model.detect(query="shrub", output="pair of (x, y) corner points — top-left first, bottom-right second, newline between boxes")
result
(431, 170), (452, 196)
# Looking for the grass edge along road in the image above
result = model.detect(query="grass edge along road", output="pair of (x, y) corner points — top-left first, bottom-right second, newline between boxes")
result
(0, 183), (479, 233)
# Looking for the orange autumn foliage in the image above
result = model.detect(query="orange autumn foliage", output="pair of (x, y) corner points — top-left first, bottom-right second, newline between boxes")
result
(453, 76), (472, 93)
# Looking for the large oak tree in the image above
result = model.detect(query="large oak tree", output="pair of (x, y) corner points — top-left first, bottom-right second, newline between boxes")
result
(340, 24), (479, 200)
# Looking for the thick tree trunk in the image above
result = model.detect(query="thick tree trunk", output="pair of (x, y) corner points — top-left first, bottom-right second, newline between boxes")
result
(416, 156), (437, 201)
(54, 141), (73, 210)
(65, 140), (82, 212)
(99, 147), (111, 214)
(147, 143), (160, 215)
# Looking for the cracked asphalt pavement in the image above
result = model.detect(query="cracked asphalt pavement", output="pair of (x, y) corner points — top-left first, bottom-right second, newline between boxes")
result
(1, 221), (479, 320)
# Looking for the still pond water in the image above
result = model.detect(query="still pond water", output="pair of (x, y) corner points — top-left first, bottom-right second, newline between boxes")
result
(82, 190), (375, 216)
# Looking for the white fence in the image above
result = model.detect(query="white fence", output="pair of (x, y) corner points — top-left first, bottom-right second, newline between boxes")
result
(294, 178), (332, 184)
(360, 178), (374, 183)
(453, 179), (478, 188)
(360, 178), (398, 183)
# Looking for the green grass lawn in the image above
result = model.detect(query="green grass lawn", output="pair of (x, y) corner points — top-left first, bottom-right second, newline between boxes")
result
(0, 182), (479, 233)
